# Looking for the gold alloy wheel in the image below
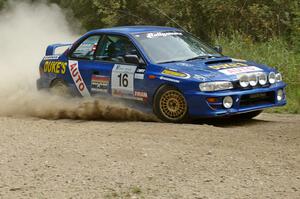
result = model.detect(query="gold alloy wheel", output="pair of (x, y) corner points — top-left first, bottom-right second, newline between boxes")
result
(159, 90), (187, 120)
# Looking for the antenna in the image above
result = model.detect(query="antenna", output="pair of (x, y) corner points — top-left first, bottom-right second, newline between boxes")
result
(143, 1), (188, 32)
(99, 1), (188, 32)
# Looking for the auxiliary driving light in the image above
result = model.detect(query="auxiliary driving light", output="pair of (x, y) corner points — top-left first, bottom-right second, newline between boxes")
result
(269, 72), (276, 84)
(239, 75), (249, 88)
(258, 73), (267, 85)
(277, 89), (284, 101)
(223, 96), (233, 109)
(276, 73), (282, 82)
(249, 74), (258, 86)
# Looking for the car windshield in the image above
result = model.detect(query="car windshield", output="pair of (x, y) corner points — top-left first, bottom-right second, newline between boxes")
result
(133, 31), (222, 64)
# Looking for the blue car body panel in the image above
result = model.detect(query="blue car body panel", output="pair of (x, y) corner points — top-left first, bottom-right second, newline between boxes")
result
(37, 26), (286, 118)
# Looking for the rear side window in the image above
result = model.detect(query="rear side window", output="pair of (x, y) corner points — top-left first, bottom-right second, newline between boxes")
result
(71, 35), (101, 60)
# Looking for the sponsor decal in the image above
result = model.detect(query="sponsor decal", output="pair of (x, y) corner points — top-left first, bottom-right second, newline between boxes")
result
(134, 91), (148, 98)
(193, 74), (207, 81)
(112, 89), (136, 100)
(135, 68), (145, 79)
(160, 76), (180, 83)
(175, 62), (193, 67)
(43, 61), (67, 74)
(91, 75), (110, 93)
(134, 73), (144, 80)
(136, 68), (145, 73)
(161, 69), (190, 79)
(146, 32), (183, 39)
(209, 63), (248, 70)
(43, 55), (60, 60)
(68, 60), (90, 97)
(219, 66), (262, 75)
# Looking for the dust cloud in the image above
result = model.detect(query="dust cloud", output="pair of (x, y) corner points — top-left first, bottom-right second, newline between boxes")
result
(0, 0), (154, 122)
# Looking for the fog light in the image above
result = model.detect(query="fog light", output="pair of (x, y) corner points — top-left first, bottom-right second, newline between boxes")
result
(223, 96), (233, 109)
(277, 89), (284, 101)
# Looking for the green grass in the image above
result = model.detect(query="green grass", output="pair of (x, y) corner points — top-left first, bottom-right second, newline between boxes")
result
(214, 34), (300, 114)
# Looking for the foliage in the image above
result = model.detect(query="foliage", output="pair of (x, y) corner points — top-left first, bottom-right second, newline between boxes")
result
(0, 0), (5, 9)
(43, 0), (299, 47)
(1, 0), (299, 47)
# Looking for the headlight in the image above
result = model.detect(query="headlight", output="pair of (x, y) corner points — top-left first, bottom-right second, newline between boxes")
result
(239, 74), (249, 88)
(269, 72), (276, 84)
(276, 73), (282, 82)
(258, 73), (267, 85)
(199, 81), (233, 92)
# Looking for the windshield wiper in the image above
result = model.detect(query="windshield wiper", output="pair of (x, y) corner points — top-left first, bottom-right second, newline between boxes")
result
(157, 60), (184, 64)
(157, 55), (223, 64)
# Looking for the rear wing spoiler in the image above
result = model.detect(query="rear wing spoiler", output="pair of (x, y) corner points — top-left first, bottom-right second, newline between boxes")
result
(45, 43), (72, 56)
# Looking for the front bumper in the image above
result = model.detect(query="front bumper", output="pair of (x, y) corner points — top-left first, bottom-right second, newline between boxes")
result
(185, 82), (286, 118)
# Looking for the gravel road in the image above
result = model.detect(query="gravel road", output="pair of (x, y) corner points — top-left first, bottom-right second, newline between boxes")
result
(0, 113), (299, 199)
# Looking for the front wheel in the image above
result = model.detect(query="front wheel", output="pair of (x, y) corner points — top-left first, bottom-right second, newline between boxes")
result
(153, 85), (188, 123)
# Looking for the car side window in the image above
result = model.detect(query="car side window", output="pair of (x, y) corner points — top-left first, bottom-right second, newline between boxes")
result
(71, 35), (101, 60)
(95, 35), (143, 64)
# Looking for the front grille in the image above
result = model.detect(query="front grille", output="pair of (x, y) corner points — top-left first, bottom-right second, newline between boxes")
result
(240, 91), (275, 107)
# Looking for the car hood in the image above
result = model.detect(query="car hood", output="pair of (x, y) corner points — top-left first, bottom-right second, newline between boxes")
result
(158, 57), (275, 81)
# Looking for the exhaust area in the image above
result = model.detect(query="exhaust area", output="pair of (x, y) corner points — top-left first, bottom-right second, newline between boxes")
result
(0, 0), (155, 122)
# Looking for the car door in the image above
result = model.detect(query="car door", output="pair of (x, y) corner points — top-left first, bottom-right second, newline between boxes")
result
(94, 34), (147, 101)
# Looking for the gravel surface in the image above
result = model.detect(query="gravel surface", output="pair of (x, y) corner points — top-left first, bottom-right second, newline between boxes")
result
(0, 113), (299, 199)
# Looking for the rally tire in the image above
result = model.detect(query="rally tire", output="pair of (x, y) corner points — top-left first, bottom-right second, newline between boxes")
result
(50, 79), (71, 97)
(153, 85), (188, 123)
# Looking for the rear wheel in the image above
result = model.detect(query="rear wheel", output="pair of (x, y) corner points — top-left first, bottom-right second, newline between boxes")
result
(153, 85), (188, 123)
(50, 79), (71, 97)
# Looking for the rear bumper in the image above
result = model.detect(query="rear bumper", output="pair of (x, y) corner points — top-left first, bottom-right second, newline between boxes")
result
(185, 82), (286, 118)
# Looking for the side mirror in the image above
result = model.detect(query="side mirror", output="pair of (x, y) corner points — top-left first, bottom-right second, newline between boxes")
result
(124, 55), (145, 66)
(214, 45), (223, 54)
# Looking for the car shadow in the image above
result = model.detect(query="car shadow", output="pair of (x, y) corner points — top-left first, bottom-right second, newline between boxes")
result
(189, 117), (273, 128)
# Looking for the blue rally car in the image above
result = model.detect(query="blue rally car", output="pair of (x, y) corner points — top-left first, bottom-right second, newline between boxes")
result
(37, 26), (286, 122)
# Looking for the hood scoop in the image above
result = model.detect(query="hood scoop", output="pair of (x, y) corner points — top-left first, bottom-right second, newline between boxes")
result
(205, 58), (232, 65)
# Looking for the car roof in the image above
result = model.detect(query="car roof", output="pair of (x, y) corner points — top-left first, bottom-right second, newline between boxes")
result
(87, 26), (181, 35)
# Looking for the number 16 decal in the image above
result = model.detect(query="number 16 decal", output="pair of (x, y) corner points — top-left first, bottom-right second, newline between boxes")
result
(118, 73), (129, 87)
(111, 64), (137, 97)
